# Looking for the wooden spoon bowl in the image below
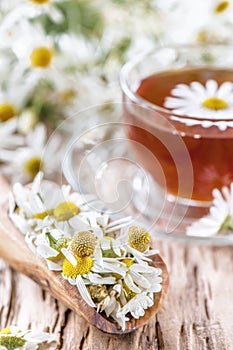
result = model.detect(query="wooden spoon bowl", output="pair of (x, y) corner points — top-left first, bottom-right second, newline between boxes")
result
(0, 176), (169, 334)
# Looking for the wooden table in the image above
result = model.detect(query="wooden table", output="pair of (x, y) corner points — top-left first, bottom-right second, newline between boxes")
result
(1, 240), (232, 350)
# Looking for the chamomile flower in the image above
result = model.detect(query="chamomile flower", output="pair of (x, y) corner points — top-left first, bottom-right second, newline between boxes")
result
(0, 119), (23, 150)
(0, 325), (53, 350)
(157, 0), (233, 44)
(10, 173), (100, 233)
(12, 23), (55, 73)
(31, 227), (71, 270)
(9, 175), (165, 330)
(122, 259), (162, 295)
(61, 246), (123, 308)
(115, 225), (159, 263)
(0, 124), (61, 183)
(186, 183), (233, 236)
(164, 79), (233, 119)
(116, 292), (154, 328)
(0, 65), (36, 123)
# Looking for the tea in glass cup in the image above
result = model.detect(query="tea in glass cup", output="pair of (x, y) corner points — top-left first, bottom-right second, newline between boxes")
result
(121, 45), (233, 207)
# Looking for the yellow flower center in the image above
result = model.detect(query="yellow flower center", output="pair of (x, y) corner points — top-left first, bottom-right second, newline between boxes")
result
(197, 30), (208, 43)
(0, 327), (27, 350)
(215, 1), (229, 13)
(33, 209), (53, 220)
(24, 157), (42, 179)
(70, 231), (96, 257)
(202, 97), (228, 110)
(0, 335), (26, 350)
(0, 327), (11, 335)
(62, 256), (93, 278)
(0, 103), (17, 122)
(122, 258), (134, 268)
(53, 202), (80, 222)
(31, 0), (50, 3)
(30, 47), (53, 68)
(61, 89), (76, 102)
(128, 226), (151, 252)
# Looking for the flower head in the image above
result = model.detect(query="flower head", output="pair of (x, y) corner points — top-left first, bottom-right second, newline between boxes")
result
(53, 202), (80, 222)
(70, 231), (96, 257)
(0, 325), (53, 350)
(186, 183), (233, 236)
(62, 255), (94, 278)
(9, 174), (163, 329)
(88, 284), (109, 303)
(164, 79), (233, 120)
(0, 124), (62, 183)
(128, 226), (151, 252)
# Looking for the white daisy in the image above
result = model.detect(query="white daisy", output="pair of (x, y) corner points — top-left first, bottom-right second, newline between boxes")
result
(9, 174), (164, 330)
(156, 0), (233, 44)
(9, 172), (101, 233)
(0, 124), (62, 183)
(121, 258), (162, 295)
(0, 325), (53, 350)
(61, 241), (126, 308)
(186, 183), (233, 236)
(0, 119), (23, 150)
(0, 64), (36, 123)
(116, 292), (154, 329)
(10, 22), (55, 73)
(115, 226), (160, 263)
(164, 79), (233, 119)
(30, 227), (71, 270)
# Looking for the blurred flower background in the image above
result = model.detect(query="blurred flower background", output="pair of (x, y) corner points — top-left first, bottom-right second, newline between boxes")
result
(0, 0), (233, 183)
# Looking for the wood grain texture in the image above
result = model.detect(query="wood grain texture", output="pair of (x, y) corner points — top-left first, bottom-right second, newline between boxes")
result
(1, 243), (233, 349)
(0, 176), (233, 349)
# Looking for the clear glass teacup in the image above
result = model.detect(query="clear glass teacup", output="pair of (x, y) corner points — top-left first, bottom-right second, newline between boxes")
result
(120, 44), (233, 207)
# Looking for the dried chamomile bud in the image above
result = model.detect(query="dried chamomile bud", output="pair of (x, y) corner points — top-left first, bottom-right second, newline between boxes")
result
(128, 226), (150, 252)
(70, 231), (96, 257)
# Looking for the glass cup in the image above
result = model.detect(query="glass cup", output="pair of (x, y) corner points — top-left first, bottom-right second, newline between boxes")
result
(120, 44), (233, 208)
(62, 44), (233, 245)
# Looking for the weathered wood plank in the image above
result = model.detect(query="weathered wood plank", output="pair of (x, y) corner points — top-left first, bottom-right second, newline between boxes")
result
(1, 240), (233, 349)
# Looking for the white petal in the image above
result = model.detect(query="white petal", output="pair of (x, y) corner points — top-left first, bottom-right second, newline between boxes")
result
(130, 271), (151, 289)
(103, 296), (117, 317)
(61, 248), (77, 266)
(88, 273), (115, 285)
(75, 275), (96, 308)
(24, 330), (52, 343)
(36, 244), (58, 259)
(46, 260), (62, 271)
(105, 216), (132, 229)
(217, 82), (233, 98)
(124, 274), (141, 293)
(145, 249), (159, 256)
(206, 79), (218, 96)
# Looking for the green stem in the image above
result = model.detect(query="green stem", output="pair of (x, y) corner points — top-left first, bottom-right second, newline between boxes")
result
(45, 232), (57, 245)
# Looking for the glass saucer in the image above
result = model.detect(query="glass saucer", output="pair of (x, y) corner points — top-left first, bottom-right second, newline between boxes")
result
(62, 109), (233, 246)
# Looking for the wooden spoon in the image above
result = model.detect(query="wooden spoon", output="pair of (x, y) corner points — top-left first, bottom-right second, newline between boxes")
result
(0, 176), (169, 334)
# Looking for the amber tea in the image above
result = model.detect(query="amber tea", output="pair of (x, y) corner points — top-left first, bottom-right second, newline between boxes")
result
(124, 67), (233, 202)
